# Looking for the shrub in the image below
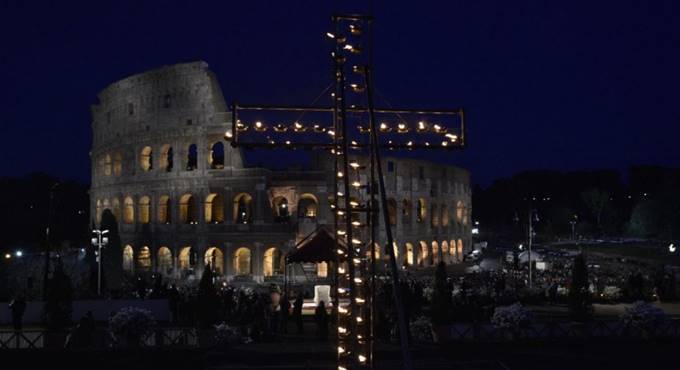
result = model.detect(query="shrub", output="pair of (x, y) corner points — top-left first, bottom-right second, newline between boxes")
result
(620, 301), (666, 331)
(109, 306), (156, 340)
(491, 303), (533, 331)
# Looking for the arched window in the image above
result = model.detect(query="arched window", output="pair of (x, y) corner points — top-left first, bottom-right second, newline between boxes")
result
(450, 239), (457, 260)
(317, 262), (328, 278)
(205, 247), (224, 274)
(456, 201), (464, 223)
(113, 153), (122, 176)
(441, 205), (449, 226)
(431, 203), (439, 227)
(158, 195), (171, 224)
(419, 241), (429, 266)
(140, 146), (153, 171)
(111, 198), (121, 223)
(209, 142), (225, 169)
(233, 193), (253, 224)
(180, 193), (197, 224)
(391, 241), (399, 259)
(137, 246), (151, 272)
(101, 199), (111, 224)
(101, 154), (112, 176)
(432, 241), (440, 264)
(387, 198), (397, 226)
(186, 144), (197, 171)
(405, 242), (415, 266)
(123, 196), (134, 224)
(157, 247), (173, 276)
(273, 197), (289, 222)
(298, 194), (318, 219)
(416, 198), (426, 223)
(233, 247), (252, 275)
(457, 239), (464, 259)
(95, 200), (103, 224)
(205, 193), (224, 223)
(123, 245), (134, 272)
(160, 144), (173, 172)
(263, 247), (284, 276)
(441, 241), (450, 263)
(402, 199), (411, 222)
(139, 196), (150, 224)
(179, 246), (195, 272)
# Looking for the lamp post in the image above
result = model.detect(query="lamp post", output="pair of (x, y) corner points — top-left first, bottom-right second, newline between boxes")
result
(569, 214), (578, 241)
(91, 229), (109, 296)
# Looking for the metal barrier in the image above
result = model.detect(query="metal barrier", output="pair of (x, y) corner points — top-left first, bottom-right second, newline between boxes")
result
(0, 331), (45, 349)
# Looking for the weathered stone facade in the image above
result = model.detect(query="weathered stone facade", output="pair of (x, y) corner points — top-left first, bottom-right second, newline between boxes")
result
(90, 61), (472, 285)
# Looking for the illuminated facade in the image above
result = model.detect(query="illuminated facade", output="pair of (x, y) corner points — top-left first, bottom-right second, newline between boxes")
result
(90, 62), (472, 284)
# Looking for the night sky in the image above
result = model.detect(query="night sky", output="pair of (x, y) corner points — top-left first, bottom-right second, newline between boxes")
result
(1, 1), (678, 186)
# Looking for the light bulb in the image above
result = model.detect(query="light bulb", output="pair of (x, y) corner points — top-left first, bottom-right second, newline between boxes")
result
(337, 171), (344, 178)
(358, 355), (367, 363)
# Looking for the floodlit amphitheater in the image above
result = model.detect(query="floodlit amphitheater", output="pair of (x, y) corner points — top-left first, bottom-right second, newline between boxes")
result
(90, 61), (472, 286)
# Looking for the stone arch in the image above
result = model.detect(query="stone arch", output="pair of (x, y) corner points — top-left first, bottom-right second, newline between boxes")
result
(317, 261), (328, 277)
(101, 154), (112, 176)
(419, 241), (429, 266)
(158, 195), (171, 224)
(402, 199), (411, 223)
(387, 198), (397, 226)
(209, 142), (225, 169)
(113, 152), (122, 176)
(186, 143), (198, 171)
(233, 193), (253, 224)
(205, 247), (224, 274)
(137, 246), (152, 272)
(263, 247), (284, 276)
(233, 247), (252, 275)
(123, 196), (134, 224)
(432, 241), (440, 264)
(441, 204), (449, 226)
(367, 243), (381, 260)
(272, 196), (290, 222)
(298, 193), (318, 218)
(450, 239), (457, 261)
(157, 247), (173, 276)
(457, 239), (464, 260)
(123, 245), (134, 273)
(441, 240), (450, 263)
(111, 197), (121, 223)
(139, 196), (151, 224)
(205, 193), (225, 223)
(179, 193), (197, 224)
(456, 200), (464, 223)
(160, 144), (173, 172)
(179, 246), (195, 273)
(405, 242), (415, 266)
(431, 203), (439, 227)
(416, 198), (427, 223)
(140, 146), (153, 171)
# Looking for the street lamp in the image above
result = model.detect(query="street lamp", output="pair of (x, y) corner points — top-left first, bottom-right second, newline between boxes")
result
(91, 229), (109, 295)
(569, 215), (578, 241)
(527, 210), (539, 289)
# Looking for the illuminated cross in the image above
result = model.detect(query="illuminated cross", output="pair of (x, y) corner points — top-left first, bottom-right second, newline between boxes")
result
(227, 14), (466, 370)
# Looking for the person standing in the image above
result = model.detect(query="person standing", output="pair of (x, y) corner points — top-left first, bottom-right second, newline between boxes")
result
(314, 301), (328, 339)
(293, 293), (304, 334)
(280, 294), (291, 334)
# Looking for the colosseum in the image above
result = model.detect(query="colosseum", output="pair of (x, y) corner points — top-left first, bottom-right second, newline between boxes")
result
(90, 61), (472, 287)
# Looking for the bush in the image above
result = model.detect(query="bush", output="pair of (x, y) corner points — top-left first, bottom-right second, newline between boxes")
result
(109, 306), (156, 340)
(491, 303), (533, 331)
(620, 301), (666, 331)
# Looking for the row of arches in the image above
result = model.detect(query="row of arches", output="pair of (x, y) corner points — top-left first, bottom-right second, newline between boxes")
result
(365, 239), (466, 267)
(98, 142), (228, 177)
(121, 245), (286, 277)
(386, 198), (469, 227)
(96, 192), (321, 225)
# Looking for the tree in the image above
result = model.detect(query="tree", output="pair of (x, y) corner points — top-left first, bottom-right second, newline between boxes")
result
(430, 262), (451, 325)
(568, 254), (591, 321)
(100, 210), (123, 294)
(581, 188), (610, 235)
(197, 265), (219, 328)
(44, 259), (73, 331)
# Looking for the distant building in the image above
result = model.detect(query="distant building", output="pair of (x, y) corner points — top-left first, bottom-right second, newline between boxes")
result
(90, 61), (471, 286)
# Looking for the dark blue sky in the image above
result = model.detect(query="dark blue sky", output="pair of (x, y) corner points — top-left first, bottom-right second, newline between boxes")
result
(1, 1), (678, 186)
